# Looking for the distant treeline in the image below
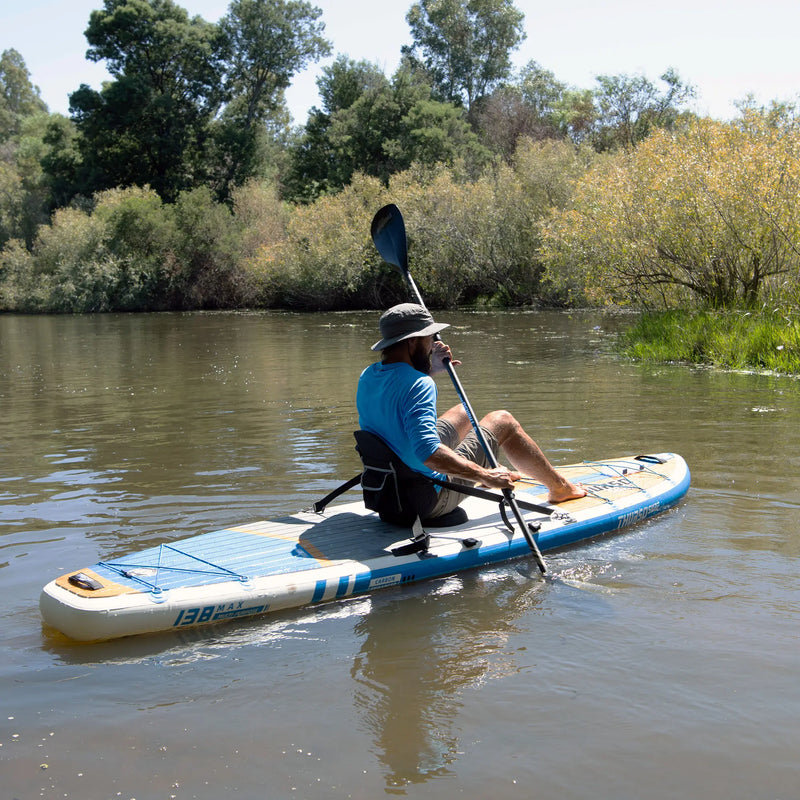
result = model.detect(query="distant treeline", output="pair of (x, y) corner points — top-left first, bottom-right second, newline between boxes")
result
(1, 1), (799, 325)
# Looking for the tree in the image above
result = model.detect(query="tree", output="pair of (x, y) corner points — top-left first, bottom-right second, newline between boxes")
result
(470, 61), (567, 158)
(325, 66), (423, 184)
(316, 55), (387, 116)
(213, 0), (330, 197)
(0, 49), (48, 142)
(0, 50), (51, 247)
(551, 88), (596, 143)
(287, 59), (490, 200)
(41, 115), (87, 210)
(518, 60), (565, 119)
(68, 0), (225, 202)
(284, 56), (388, 201)
(404, 0), (526, 109)
(392, 97), (489, 169)
(591, 68), (695, 150)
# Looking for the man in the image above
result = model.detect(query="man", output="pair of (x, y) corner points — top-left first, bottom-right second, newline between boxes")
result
(357, 303), (585, 519)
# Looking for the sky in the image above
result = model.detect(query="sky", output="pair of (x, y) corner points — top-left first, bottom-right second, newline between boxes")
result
(4, 0), (800, 124)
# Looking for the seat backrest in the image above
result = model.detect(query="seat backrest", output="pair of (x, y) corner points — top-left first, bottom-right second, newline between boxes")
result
(353, 430), (437, 526)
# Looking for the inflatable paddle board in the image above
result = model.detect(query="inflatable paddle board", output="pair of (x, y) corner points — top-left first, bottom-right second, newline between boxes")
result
(40, 453), (689, 641)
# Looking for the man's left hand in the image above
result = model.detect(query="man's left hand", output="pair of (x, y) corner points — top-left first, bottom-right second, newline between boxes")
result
(431, 340), (461, 375)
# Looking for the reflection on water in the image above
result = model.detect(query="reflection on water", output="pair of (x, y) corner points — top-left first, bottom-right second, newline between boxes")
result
(2, 310), (799, 799)
(351, 572), (543, 791)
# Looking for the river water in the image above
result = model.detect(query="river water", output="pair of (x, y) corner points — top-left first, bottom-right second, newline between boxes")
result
(1, 310), (798, 800)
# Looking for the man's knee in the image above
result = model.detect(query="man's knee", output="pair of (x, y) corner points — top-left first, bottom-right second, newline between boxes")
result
(480, 409), (519, 440)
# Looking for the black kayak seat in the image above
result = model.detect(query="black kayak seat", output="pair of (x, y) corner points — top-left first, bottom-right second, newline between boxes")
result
(353, 430), (468, 527)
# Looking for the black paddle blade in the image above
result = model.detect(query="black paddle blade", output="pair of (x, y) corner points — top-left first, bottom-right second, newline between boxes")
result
(370, 204), (408, 274)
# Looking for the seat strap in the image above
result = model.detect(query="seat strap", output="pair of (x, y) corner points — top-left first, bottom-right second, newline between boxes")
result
(427, 475), (554, 517)
(310, 474), (362, 513)
(310, 472), (554, 518)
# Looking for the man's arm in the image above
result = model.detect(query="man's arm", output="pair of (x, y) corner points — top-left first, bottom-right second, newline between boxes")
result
(424, 445), (519, 490)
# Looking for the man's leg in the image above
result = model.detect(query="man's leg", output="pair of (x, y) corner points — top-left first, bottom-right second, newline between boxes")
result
(479, 410), (585, 503)
(428, 409), (499, 518)
(437, 405), (472, 442)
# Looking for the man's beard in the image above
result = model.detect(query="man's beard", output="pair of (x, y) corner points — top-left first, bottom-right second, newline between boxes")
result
(410, 343), (432, 374)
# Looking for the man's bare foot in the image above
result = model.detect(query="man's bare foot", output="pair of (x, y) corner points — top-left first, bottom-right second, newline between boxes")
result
(547, 481), (586, 504)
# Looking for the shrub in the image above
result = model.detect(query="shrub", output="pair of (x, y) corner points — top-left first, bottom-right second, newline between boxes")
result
(171, 186), (242, 309)
(542, 115), (800, 309)
(91, 186), (175, 309)
(230, 180), (290, 307)
(28, 205), (111, 312)
(270, 173), (387, 309)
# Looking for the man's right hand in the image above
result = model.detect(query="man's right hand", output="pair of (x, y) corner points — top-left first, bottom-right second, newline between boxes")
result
(478, 466), (521, 490)
(426, 446), (518, 489)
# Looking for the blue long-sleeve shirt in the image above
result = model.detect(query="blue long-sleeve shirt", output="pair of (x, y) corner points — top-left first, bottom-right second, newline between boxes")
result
(356, 361), (445, 481)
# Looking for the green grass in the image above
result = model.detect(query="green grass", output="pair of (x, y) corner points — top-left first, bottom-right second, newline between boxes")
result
(621, 310), (800, 374)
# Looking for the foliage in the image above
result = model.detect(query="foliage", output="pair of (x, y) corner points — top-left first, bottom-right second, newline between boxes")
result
(169, 186), (237, 307)
(14, 205), (111, 311)
(387, 166), (498, 306)
(238, 140), (589, 310)
(265, 173), (386, 309)
(91, 186), (176, 308)
(591, 69), (695, 151)
(6, 21), (800, 335)
(542, 115), (800, 309)
(1, 49), (48, 140)
(468, 64), (694, 161)
(551, 88), (596, 143)
(283, 56), (387, 202)
(220, 0), (329, 123)
(1, 187), (172, 311)
(58, 0), (329, 205)
(1, 132), (592, 312)
(468, 61), (566, 158)
(230, 179), (290, 306)
(0, 182), (288, 311)
(0, 50), (51, 247)
(375, 141), (588, 307)
(404, 0), (525, 109)
(40, 115), (85, 212)
(68, 0), (224, 202)
(0, 120), (51, 249)
(285, 59), (491, 203)
(212, 0), (330, 196)
(324, 67), (419, 185)
(621, 310), (800, 374)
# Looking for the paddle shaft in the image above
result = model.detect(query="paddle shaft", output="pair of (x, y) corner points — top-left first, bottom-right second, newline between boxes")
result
(400, 273), (548, 573)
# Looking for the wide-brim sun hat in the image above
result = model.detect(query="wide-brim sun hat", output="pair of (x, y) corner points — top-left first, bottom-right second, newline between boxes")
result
(371, 303), (449, 351)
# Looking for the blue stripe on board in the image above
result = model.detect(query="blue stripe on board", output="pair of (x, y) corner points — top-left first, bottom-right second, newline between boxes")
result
(353, 572), (372, 594)
(336, 575), (350, 598)
(312, 579), (327, 603)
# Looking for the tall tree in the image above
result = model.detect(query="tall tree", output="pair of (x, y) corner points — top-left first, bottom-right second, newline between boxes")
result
(284, 56), (387, 201)
(213, 0), (330, 196)
(404, 0), (526, 109)
(591, 68), (695, 150)
(1, 49), (48, 142)
(470, 61), (567, 158)
(316, 54), (387, 116)
(518, 61), (566, 119)
(286, 58), (490, 201)
(0, 50), (50, 247)
(69, 0), (225, 201)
